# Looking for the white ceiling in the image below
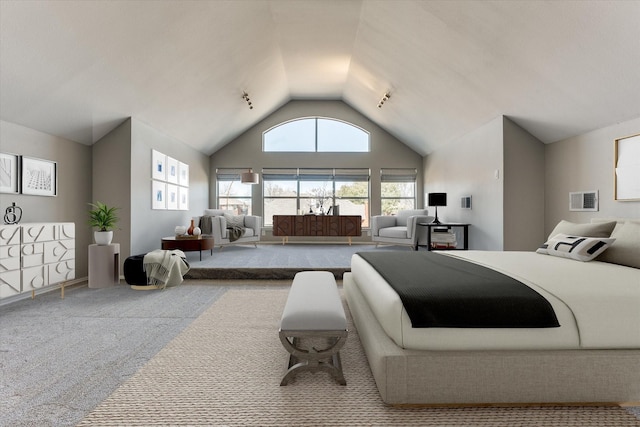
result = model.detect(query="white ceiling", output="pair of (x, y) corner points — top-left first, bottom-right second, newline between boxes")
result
(1, 0), (639, 156)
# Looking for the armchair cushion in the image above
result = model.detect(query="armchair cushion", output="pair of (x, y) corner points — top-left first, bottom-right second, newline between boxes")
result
(224, 213), (245, 228)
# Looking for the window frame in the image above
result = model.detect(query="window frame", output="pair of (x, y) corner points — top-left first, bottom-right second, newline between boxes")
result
(263, 117), (370, 153)
(380, 168), (417, 215)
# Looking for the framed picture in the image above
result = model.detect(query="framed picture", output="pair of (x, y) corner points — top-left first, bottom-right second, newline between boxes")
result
(167, 184), (178, 210)
(178, 186), (189, 210)
(0, 152), (20, 194)
(152, 150), (166, 181)
(614, 133), (640, 201)
(21, 156), (57, 196)
(152, 180), (167, 210)
(178, 161), (189, 187)
(166, 156), (178, 184)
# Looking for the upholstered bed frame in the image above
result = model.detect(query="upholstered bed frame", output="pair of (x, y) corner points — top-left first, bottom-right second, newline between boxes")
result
(344, 273), (640, 405)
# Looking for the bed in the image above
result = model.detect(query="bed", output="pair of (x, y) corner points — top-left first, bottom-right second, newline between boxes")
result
(344, 219), (640, 405)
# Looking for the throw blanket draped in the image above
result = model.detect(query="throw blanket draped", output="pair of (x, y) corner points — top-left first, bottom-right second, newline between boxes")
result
(227, 226), (245, 242)
(143, 249), (190, 289)
(356, 251), (560, 328)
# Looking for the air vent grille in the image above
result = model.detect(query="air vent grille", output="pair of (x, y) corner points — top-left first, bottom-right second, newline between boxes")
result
(569, 191), (598, 211)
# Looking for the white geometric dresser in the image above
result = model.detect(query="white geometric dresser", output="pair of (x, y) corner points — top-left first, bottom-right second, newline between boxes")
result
(0, 222), (75, 300)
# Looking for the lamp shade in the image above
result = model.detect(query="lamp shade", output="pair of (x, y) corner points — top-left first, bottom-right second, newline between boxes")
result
(428, 192), (447, 206)
(241, 171), (259, 184)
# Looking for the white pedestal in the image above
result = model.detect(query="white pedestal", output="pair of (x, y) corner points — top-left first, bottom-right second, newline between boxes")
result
(88, 244), (120, 288)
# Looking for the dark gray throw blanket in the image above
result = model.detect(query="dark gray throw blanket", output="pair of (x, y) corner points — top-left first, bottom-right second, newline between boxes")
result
(227, 226), (245, 242)
(356, 251), (560, 328)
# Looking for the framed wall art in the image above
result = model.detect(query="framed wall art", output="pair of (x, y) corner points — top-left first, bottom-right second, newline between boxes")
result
(152, 150), (166, 181)
(614, 133), (640, 201)
(166, 156), (178, 184)
(178, 186), (189, 210)
(178, 161), (189, 187)
(0, 152), (20, 194)
(21, 156), (57, 196)
(152, 180), (167, 210)
(167, 184), (178, 210)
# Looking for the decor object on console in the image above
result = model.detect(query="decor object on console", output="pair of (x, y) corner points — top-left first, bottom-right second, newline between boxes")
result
(175, 225), (187, 236)
(0, 222), (75, 300)
(88, 201), (119, 245)
(3, 202), (22, 224)
(187, 219), (195, 235)
(371, 210), (433, 249)
(197, 209), (261, 249)
(427, 193), (447, 224)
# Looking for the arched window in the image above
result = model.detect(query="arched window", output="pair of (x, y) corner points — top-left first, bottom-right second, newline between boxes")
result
(263, 117), (370, 152)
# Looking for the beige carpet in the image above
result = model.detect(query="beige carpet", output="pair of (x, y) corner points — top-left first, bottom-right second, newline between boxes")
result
(78, 289), (640, 426)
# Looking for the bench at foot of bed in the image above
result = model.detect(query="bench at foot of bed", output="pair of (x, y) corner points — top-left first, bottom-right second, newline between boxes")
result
(279, 271), (348, 386)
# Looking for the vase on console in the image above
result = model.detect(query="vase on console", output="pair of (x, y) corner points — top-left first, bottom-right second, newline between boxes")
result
(187, 219), (195, 235)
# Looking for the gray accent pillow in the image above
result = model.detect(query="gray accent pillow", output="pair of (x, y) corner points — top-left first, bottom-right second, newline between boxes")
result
(547, 220), (616, 240)
(224, 213), (245, 228)
(596, 220), (640, 269)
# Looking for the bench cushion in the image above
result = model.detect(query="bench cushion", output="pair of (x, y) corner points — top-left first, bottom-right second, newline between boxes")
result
(280, 271), (346, 331)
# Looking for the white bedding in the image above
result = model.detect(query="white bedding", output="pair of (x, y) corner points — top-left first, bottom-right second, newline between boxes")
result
(350, 250), (640, 351)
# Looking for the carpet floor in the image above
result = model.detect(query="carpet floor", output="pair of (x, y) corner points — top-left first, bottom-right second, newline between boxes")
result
(78, 288), (640, 426)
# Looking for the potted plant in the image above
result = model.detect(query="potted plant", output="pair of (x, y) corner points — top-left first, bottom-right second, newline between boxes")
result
(88, 201), (119, 245)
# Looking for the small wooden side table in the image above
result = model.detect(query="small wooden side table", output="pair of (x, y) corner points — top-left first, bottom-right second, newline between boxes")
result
(88, 243), (120, 288)
(161, 236), (214, 261)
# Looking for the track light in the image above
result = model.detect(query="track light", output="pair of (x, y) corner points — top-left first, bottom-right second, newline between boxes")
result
(242, 92), (253, 109)
(377, 92), (391, 108)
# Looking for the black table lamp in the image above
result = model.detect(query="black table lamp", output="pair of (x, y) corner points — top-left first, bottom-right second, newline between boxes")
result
(428, 193), (447, 224)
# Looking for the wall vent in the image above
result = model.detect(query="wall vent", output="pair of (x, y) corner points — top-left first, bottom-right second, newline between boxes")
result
(569, 190), (598, 211)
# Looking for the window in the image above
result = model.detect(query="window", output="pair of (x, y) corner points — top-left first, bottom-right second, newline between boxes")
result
(263, 168), (370, 227)
(216, 168), (253, 215)
(263, 118), (369, 152)
(380, 168), (417, 215)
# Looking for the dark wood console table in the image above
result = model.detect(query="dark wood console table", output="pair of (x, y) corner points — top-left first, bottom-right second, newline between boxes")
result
(273, 215), (362, 245)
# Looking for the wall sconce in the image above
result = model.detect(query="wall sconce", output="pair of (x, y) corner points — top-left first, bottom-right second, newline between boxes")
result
(428, 192), (447, 224)
(377, 92), (391, 108)
(242, 92), (253, 110)
(241, 169), (259, 184)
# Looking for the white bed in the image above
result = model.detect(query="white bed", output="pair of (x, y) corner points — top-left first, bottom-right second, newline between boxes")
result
(344, 220), (640, 405)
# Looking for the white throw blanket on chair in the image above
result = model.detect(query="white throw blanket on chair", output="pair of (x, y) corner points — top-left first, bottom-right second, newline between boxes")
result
(143, 249), (189, 289)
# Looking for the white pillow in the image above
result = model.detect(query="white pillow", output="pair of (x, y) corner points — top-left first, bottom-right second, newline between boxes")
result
(536, 233), (615, 262)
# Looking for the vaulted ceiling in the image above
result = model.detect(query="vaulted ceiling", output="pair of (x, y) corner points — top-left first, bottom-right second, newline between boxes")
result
(1, 1), (639, 156)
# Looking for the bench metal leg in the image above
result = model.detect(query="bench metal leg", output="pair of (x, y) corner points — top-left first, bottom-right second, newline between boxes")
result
(279, 331), (347, 386)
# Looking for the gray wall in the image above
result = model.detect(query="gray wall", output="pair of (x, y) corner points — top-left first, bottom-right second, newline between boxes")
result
(93, 118), (210, 260)
(92, 119), (132, 265)
(545, 116), (640, 235)
(423, 116), (505, 250)
(423, 116), (545, 251)
(130, 119), (210, 255)
(0, 119), (93, 277)
(503, 118), (545, 250)
(210, 100), (424, 241)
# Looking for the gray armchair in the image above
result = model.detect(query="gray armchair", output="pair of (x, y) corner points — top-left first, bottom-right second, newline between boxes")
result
(198, 209), (262, 249)
(371, 209), (433, 249)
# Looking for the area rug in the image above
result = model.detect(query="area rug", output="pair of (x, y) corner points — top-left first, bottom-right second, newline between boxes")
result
(78, 289), (640, 426)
